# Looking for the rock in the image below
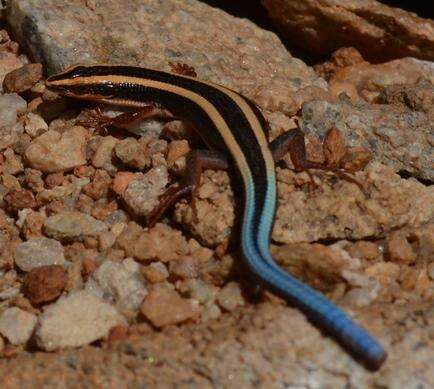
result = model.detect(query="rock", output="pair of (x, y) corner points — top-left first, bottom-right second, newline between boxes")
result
(14, 237), (66, 272)
(43, 211), (108, 240)
(216, 282), (245, 312)
(0, 93), (26, 131)
(24, 112), (48, 138)
(377, 81), (434, 121)
(169, 256), (198, 280)
(1, 148), (23, 175)
(175, 163), (433, 246)
(0, 30), (28, 93)
(0, 307), (37, 345)
(23, 265), (67, 304)
(24, 127), (87, 173)
(36, 290), (126, 351)
(7, 0), (326, 114)
(140, 287), (199, 327)
(325, 56), (434, 102)
(90, 135), (118, 169)
(166, 140), (190, 168)
(112, 172), (139, 196)
(123, 166), (169, 217)
(3, 188), (37, 210)
(262, 0), (434, 62)
(115, 222), (189, 263)
(2, 63), (43, 93)
(92, 259), (147, 311)
(114, 137), (150, 170)
(300, 98), (433, 181)
(141, 262), (169, 283)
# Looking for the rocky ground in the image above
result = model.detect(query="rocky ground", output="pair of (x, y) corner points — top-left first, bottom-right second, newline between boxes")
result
(0, 0), (433, 388)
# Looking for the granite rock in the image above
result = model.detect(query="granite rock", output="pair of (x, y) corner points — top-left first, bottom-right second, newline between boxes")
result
(6, 0), (327, 114)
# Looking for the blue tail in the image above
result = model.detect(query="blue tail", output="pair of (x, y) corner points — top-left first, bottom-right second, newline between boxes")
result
(241, 236), (386, 369)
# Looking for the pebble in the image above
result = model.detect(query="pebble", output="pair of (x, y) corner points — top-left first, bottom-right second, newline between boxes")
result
(43, 211), (108, 240)
(24, 112), (48, 138)
(115, 222), (189, 263)
(93, 259), (148, 311)
(141, 262), (169, 283)
(23, 265), (67, 304)
(91, 135), (118, 169)
(123, 165), (168, 216)
(2, 63), (43, 93)
(24, 127), (87, 173)
(36, 290), (126, 351)
(140, 287), (199, 328)
(0, 307), (37, 345)
(14, 236), (66, 272)
(4, 188), (37, 210)
(0, 93), (27, 130)
(216, 282), (245, 312)
(1, 148), (23, 175)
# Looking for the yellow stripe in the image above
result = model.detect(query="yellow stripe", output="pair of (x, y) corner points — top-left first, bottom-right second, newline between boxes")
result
(51, 74), (257, 183)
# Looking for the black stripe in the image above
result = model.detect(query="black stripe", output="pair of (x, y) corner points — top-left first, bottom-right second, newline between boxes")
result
(59, 66), (275, 237)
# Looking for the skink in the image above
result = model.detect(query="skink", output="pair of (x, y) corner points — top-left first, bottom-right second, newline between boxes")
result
(46, 64), (387, 369)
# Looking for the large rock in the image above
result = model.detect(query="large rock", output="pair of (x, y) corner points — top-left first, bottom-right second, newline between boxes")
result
(262, 0), (434, 62)
(6, 0), (326, 115)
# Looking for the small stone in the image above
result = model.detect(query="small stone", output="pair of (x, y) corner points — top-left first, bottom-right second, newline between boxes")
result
(216, 282), (245, 312)
(4, 188), (37, 210)
(169, 256), (198, 280)
(23, 265), (67, 304)
(112, 172), (139, 196)
(0, 307), (37, 345)
(166, 140), (190, 167)
(43, 211), (108, 240)
(123, 165), (168, 217)
(24, 112), (48, 138)
(115, 222), (189, 263)
(93, 259), (147, 311)
(98, 230), (116, 251)
(140, 287), (199, 328)
(36, 290), (126, 351)
(386, 231), (417, 265)
(3, 63), (43, 93)
(177, 279), (217, 304)
(1, 148), (23, 175)
(91, 135), (118, 169)
(14, 237), (66, 272)
(82, 169), (111, 200)
(106, 325), (129, 344)
(24, 127), (87, 173)
(141, 262), (169, 283)
(0, 93), (27, 130)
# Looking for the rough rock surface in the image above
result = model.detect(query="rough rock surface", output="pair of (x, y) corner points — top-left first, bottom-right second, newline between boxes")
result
(0, 302), (433, 387)
(319, 54), (434, 102)
(301, 99), (433, 181)
(6, 0), (327, 115)
(262, 0), (434, 62)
